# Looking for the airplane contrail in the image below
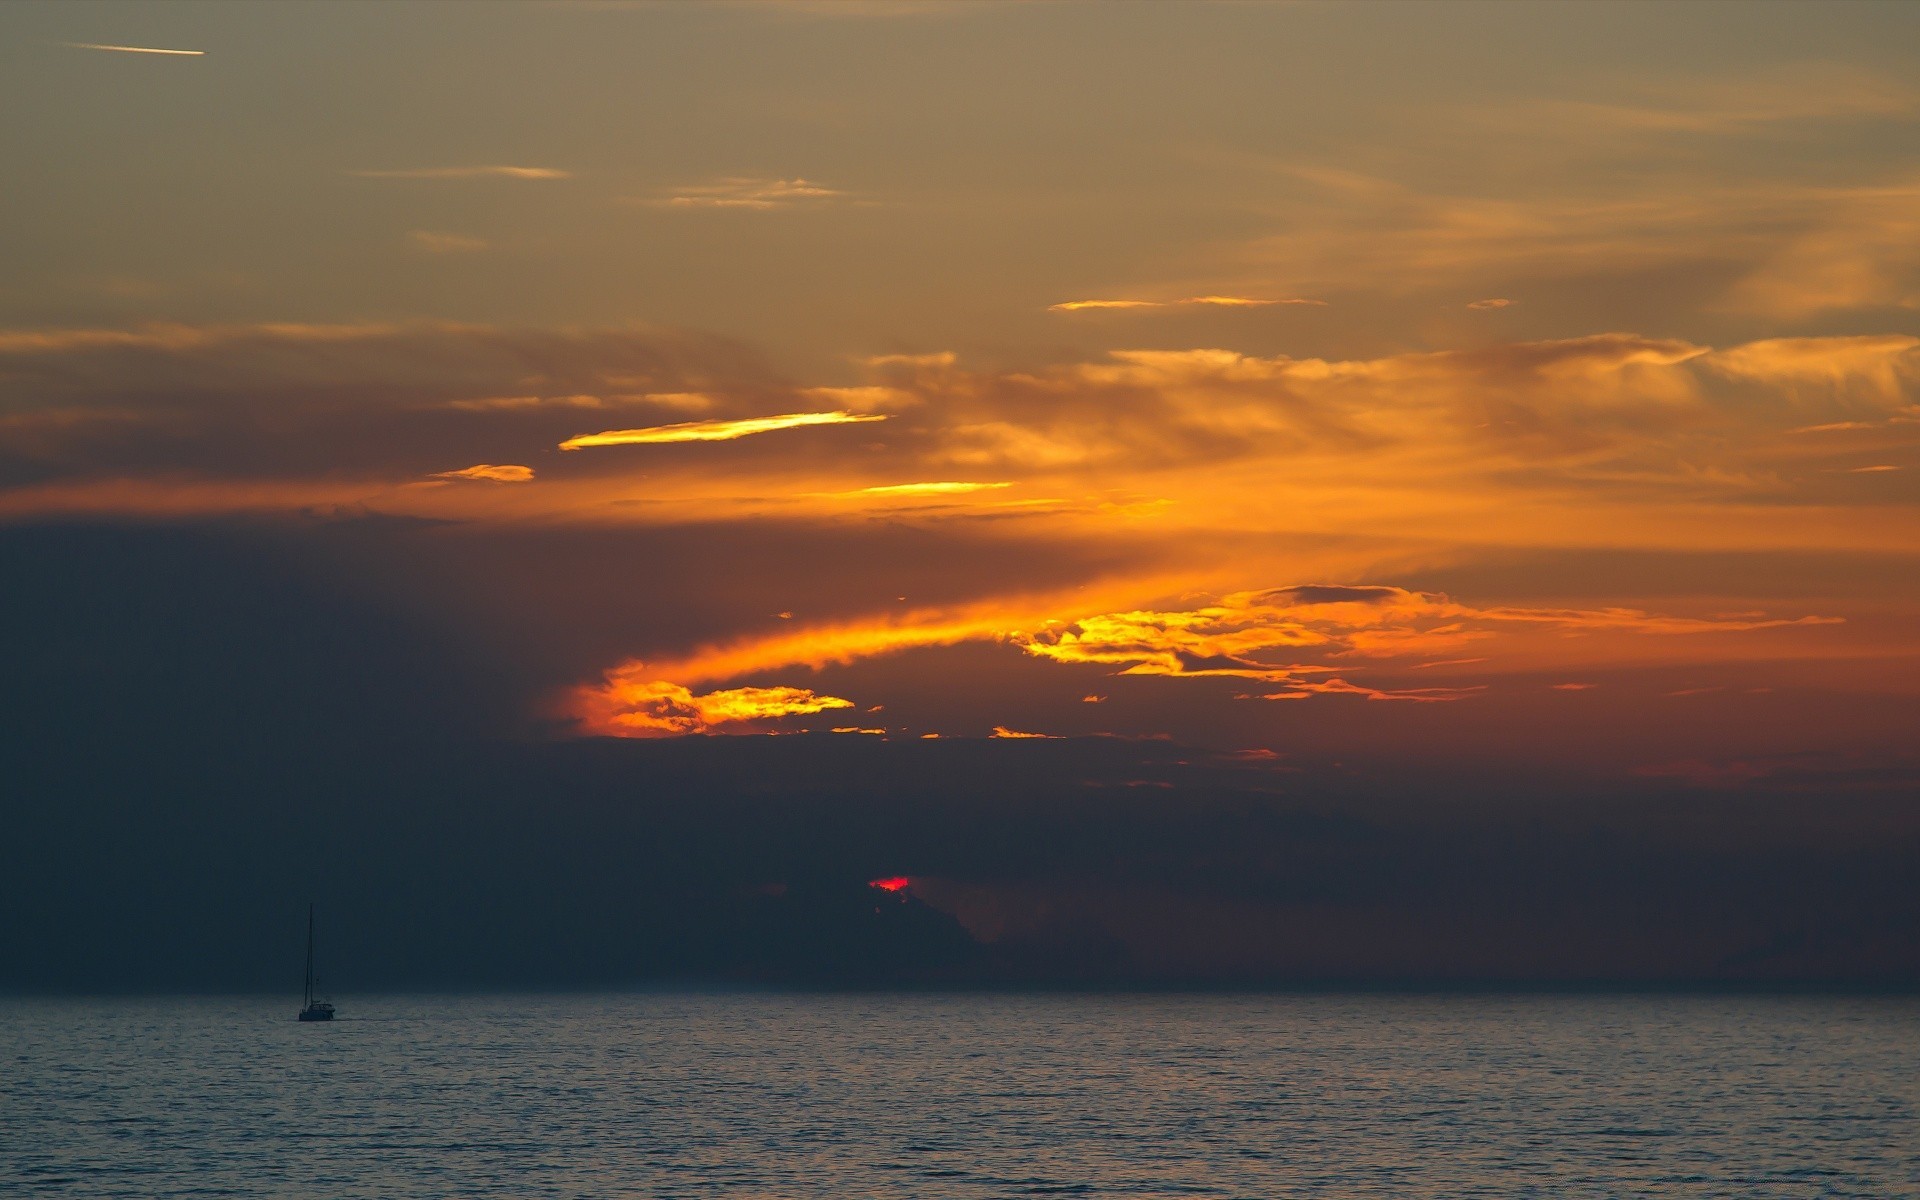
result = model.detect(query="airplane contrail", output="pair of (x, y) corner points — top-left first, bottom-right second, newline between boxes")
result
(64, 42), (207, 56)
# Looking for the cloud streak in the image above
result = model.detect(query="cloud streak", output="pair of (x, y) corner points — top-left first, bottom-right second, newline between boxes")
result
(574, 584), (1841, 736)
(595, 680), (853, 737)
(64, 42), (205, 56)
(350, 166), (570, 180)
(1049, 296), (1324, 312)
(655, 178), (847, 209)
(430, 464), (534, 483)
(559, 411), (888, 449)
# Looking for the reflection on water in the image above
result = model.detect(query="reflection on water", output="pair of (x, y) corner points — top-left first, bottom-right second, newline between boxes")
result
(2, 993), (1915, 1198)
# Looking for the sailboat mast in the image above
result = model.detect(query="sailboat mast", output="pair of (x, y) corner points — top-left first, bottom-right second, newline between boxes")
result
(304, 904), (315, 1008)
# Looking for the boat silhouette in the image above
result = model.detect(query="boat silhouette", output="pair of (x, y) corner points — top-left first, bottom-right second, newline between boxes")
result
(297, 903), (336, 1022)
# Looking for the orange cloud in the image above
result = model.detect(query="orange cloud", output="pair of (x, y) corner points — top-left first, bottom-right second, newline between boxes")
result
(0, 320), (411, 355)
(657, 178), (846, 209)
(559, 411), (887, 449)
(824, 481), (1012, 498)
(1181, 295), (1325, 307)
(350, 166), (569, 180)
(1048, 299), (1162, 312)
(589, 679), (853, 737)
(572, 583), (1841, 737)
(1049, 296), (1322, 312)
(431, 464), (534, 483)
(4, 321), (1917, 568)
(64, 42), (205, 56)
(1255, 677), (1484, 703)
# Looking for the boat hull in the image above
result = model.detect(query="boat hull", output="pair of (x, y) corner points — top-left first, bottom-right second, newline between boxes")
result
(298, 1004), (335, 1022)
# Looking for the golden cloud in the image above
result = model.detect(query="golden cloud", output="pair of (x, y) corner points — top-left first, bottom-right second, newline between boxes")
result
(829, 481), (1012, 498)
(657, 178), (846, 209)
(3, 322), (1915, 567)
(64, 42), (205, 56)
(431, 464), (534, 483)
(1049, 296), (1323, 313)
(573, 583), (1841, 736)
(559, 411), (888, 449)
(350, 166), (569, 180)
(590, 679), (854, 737)
(1181, 295), (1325, 307)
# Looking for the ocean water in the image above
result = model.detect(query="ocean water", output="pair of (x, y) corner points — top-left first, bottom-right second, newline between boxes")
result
(2, 993), (1915, 1198)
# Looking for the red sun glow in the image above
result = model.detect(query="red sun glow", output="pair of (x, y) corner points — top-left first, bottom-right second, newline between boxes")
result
(868, 876), (911, 893)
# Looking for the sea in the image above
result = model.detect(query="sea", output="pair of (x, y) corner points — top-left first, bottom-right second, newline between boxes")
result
(2, 992), (1915, 1198)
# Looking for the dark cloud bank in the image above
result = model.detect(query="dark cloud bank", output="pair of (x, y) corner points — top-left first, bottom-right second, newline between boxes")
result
(3, 518), (1915, 994)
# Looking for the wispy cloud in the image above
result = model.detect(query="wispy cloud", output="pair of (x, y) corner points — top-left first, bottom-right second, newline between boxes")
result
(596, 680), (853, 737)
(573, 582), (1840, 735)
(408, 231), (489, 254)
(1049, 296), (1324, 313)
(559, 410), (887, 449)
(839, 481), (1011, 497)
(1467, 298), (1514, 310)
(1014, 585), (1834, 689)
(1185, 295), (1323, 307)
(1049, 300), (1162, 312)
(63, 42), (205, 56)
(1518, 64), (1920, 138)
(430, 464), (534, 483)
(350, 166), (570, 180)
(652, 178), (847, 209)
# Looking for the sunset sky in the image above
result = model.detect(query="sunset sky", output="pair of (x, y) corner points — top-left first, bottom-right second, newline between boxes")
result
(3, 1), (1917, 987)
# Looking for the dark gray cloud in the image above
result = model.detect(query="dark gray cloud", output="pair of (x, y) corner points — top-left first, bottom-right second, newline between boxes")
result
(2, 518), (1914, 991)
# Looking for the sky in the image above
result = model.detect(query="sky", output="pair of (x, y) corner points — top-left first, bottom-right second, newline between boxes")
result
(2, 0), (1917, 989)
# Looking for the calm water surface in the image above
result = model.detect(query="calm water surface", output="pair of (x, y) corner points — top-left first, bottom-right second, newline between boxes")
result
(3, 993), (1915, 1198)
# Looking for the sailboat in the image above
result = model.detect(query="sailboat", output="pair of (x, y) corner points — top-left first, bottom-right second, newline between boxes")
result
(298, 903), (336, 1022)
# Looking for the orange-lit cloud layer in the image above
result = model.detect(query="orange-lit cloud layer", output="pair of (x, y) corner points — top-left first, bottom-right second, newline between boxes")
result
(559, 411), (888, 449)
(10, 3), (1920, 996)
(1, 323), (1913, 536)
(572, 584), (1844, 736)
(0, 314), (1912, 755)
